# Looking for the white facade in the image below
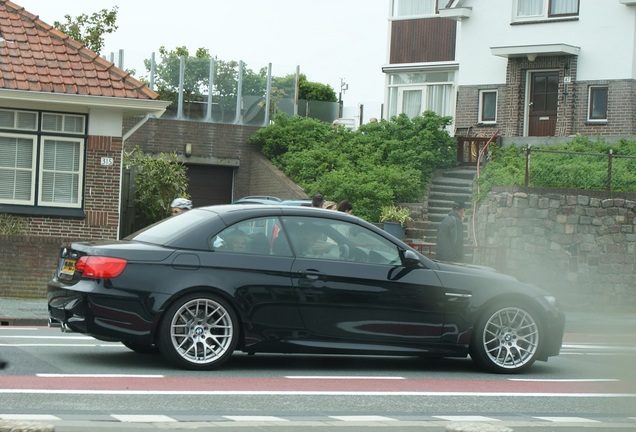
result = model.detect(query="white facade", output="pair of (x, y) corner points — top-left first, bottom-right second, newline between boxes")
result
(454, 0), (636, 85)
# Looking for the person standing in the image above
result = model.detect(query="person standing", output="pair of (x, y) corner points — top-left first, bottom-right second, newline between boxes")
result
(435, 201), (466, 262)
(337, 200), (353, 214)
(170, 198), (192, 215)
(311, 193), (325, 208)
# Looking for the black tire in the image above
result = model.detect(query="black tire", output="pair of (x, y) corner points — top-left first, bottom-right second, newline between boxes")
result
(470, 303), (543, 374)
(121, 341), (159, 354)
(158, 293), (239, 370)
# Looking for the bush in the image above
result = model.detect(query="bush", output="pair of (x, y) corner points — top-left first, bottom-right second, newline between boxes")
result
(124, 148), (189, 228)
(249, 111), (457, 221)
(477, 136), (636, 200)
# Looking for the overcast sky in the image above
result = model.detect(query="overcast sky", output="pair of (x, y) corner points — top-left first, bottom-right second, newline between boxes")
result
(17, 0), (389, 120)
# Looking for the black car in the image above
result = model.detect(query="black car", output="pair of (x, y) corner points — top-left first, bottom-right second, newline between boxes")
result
(48, 205), (564, 373)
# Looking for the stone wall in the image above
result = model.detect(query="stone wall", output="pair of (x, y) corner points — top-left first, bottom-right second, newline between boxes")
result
(474, 188), (636, 311)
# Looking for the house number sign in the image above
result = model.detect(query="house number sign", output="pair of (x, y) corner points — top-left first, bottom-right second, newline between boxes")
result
(101, 157), (114, 166)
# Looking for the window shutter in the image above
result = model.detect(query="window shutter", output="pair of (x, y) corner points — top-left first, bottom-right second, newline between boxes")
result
(41, 139), (81, 205)
(0, 136), (35, 202)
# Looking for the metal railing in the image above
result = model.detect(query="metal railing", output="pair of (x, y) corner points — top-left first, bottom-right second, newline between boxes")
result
(524, 146), (636, 193)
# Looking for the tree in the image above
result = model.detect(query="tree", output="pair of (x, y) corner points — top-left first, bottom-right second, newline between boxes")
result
(53, 7), (119, 54)
(124, 148), (189, 228)
(145, 48), (337, 119)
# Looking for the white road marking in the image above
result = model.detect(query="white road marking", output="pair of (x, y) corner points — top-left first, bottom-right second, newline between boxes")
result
(286, 376), (404, 379)
(330, 415), (397, 421)
(535, 416), (600, 423)
(223, 416), (289, 422)
(0, 389), (634, 397)
(0, 414), (60, 421)
(434, 415), (500, 422)
(0, 343), (121, 347)
(111, 414), (177, 423)
(0, 335), (94, 339)
(37, 374), (164, 378)
(509, 378), (619, 382)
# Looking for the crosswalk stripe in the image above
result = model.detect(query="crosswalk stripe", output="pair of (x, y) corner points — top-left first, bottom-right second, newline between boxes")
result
(0, 414), (60, 421)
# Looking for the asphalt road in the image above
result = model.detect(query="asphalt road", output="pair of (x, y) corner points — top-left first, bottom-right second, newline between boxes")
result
(1, 325), (635, 431)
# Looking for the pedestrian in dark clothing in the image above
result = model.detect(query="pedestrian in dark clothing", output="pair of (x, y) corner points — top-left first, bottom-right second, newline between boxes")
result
(311, 193), (324, 208)
(436, 201), (467, 262)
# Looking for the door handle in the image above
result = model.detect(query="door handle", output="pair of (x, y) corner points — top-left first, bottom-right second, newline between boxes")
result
(299, 269), (323, 280)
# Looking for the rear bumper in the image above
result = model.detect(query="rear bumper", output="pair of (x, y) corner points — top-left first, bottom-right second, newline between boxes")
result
(47, 279), (156, 344)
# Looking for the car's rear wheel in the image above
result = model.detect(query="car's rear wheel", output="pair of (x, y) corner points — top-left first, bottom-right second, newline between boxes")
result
(470, 304), (542, 374)
(158, 293), (238, 370)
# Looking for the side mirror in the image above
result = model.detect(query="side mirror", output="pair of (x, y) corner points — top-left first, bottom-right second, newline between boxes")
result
(403, 249), (421, 268)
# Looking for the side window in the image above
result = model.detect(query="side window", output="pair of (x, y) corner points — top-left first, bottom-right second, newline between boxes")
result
(281, 216), (401, 264)
(588, 86), (608, 122)
(479, 90), (497, 124)
(212, 217), (291, 256)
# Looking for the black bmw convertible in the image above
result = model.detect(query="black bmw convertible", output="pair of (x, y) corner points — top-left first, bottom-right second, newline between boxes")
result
(48, 204), (564, 373)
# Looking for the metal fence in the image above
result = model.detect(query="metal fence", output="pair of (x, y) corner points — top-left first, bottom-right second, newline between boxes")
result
(524, 146), (636, 193)
(112, 50), (339, 126)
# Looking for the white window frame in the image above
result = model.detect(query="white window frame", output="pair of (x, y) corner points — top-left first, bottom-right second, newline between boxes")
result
(0, 109), (86, 209)
(513, 0), (579, 22)
(0, 133), (37, 205)
(478, 90), (498, 124)
(587, 86), (608, 123)
(38, 137), (85, 208)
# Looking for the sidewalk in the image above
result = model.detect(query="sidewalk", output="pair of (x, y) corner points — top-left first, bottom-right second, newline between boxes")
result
(0, 296), (634, 338)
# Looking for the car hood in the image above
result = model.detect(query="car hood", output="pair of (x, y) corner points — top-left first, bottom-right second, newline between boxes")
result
(432, 260), (550, 297)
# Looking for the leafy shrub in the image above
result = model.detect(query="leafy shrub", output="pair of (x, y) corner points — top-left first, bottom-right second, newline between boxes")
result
(0, 213), (27, 235)
(124, 148), (189, 228)
(249, 111), (457, 221)
(477, 136), (636, 200)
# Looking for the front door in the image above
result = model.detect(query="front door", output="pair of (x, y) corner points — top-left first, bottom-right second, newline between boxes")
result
(528, 71), (558, 136)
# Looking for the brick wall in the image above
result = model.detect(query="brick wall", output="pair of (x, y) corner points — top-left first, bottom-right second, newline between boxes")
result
(0, 235), (71, 299)
(455, 56), (636, 138)
(474, 188), (636, 311)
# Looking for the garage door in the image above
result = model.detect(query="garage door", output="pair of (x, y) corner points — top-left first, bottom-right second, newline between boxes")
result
(186, 164), (234, 207)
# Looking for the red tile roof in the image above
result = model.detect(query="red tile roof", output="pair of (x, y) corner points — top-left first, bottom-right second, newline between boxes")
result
(0, 0), (158, 100)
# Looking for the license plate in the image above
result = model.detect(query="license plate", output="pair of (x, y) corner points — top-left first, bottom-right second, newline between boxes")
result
(61, 259), (76, 276)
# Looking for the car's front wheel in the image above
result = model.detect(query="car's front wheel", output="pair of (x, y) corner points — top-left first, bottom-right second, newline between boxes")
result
(470, 303), (543, 373)
(158, 293), (238, 370)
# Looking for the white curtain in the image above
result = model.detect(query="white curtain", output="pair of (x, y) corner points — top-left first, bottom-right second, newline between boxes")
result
(426, 85), (453, 117)
(402, 90), (423, 118)
(517, 0), (543, 16)
(550, 0), (578, 14)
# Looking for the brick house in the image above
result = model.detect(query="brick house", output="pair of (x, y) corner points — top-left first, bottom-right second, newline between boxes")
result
(0, 0), (169, 240)
(383, 0), (636, 138)
(0, 0), (171, 298)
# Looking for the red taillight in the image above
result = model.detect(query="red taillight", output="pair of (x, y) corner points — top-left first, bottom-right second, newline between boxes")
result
(76, 256), (127, 278)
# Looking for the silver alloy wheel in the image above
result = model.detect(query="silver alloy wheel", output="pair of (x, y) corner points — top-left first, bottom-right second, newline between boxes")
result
(481, 306), (539, 370)
(169, 298), (234, 365)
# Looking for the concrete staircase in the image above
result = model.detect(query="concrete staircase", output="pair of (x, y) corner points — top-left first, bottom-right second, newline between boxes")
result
(422, 167), (476, 243)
